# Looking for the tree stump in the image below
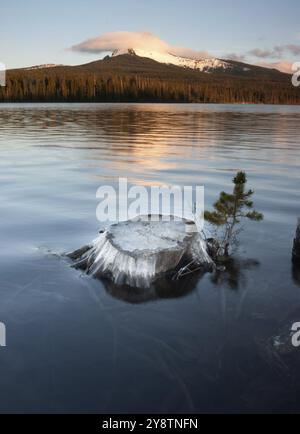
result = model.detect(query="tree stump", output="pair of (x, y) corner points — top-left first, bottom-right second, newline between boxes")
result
(68, 215), (213, 288)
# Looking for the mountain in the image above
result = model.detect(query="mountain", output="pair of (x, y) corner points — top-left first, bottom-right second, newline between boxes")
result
(76, 51), (288, 80)
(111, 48), (235, 73)
(110, 48), (288, 76)
(1, 52), (299, 104)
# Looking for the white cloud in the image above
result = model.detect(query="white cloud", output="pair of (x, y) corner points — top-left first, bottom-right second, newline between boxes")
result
(71, 31), (298, 74)
(71, 31), (211, 59)
(224, 53), (246, 62)
(257, 60), (294, 74)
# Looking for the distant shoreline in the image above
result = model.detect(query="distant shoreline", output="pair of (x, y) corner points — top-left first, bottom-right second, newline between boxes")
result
(1, 55), (299, 105)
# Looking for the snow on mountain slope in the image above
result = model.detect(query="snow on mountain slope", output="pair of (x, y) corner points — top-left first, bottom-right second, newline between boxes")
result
(111, 48), (233, 73)
(24, 64), (60, 71)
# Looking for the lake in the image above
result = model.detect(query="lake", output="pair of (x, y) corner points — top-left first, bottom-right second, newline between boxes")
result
(0, 103), (300, 413)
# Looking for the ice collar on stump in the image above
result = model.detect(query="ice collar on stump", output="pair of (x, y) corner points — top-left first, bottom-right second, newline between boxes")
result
(68, 215), (213, 289)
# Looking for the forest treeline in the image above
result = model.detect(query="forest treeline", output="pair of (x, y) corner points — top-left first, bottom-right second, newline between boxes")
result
(1, 58), (300, 104)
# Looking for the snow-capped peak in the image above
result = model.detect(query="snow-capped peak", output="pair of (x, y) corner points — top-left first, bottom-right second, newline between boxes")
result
(111, 48), (233, 73)
(112, 48), (136, 57)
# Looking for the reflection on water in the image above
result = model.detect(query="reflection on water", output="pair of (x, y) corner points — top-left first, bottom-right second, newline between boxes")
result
(211, 258), (260, 291)
(102, 272), (203, 304)
(0, 103), (300, 413)
(102, 259), (260, 303)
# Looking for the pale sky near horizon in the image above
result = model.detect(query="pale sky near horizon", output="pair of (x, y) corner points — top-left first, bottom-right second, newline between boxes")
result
(1, 0), (300, 70)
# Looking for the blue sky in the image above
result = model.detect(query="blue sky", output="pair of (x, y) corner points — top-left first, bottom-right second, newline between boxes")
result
(1, 0), (300, 70)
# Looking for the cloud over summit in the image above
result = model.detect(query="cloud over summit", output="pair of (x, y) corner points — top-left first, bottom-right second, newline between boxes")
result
(71, 31), (211, 59)
(71, 30), (298, 74)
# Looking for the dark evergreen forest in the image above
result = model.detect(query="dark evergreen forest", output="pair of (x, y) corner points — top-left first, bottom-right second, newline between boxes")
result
(1, 54), (299, 104)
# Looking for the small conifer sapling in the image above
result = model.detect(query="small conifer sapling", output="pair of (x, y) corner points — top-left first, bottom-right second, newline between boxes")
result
(204, 171), (264, 257)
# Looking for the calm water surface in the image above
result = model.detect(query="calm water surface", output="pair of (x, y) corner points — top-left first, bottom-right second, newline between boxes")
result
(0, 103), (300, 413)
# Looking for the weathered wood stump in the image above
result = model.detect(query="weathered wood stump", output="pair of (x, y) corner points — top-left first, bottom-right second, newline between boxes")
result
(68, 215), (213, 288)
